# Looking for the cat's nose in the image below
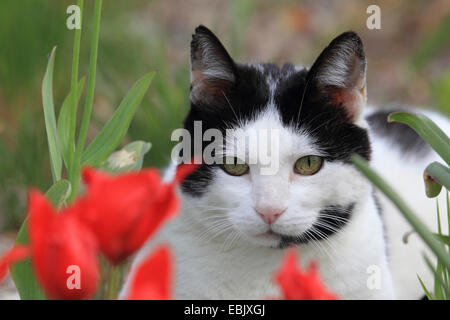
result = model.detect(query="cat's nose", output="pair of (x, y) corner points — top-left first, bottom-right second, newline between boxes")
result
(255, 207), (286, 225)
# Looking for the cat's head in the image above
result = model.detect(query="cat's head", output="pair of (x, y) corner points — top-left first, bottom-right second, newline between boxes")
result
(180, 25), (372, 249)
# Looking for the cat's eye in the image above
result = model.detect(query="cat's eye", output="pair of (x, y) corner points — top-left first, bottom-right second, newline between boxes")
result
(294, 155), (323, 175)
(222, 157), (249, 176)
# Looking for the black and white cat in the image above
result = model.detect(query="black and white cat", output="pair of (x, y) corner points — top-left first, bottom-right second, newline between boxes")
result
(124, 26), (449, 299)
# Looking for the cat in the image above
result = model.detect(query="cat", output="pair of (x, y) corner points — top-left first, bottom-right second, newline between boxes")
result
(122, 26), (450, 300)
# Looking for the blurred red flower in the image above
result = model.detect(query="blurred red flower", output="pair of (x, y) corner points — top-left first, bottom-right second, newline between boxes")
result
(124, 245), (172, 300)
(275, 249), (338, 300)
(0, 245), (29, 285)
(79, 163), (198, 264)
(28, 191), (100, 300)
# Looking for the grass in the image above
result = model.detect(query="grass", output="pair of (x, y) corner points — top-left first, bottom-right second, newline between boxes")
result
(0, 0), (450, 234)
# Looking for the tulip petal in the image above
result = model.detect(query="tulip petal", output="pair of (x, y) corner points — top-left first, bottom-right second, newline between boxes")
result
(173, 162), (200, 185)
(82, 166), (110, 185)
(124, 185), (179, 260)
(28, 190), (100, 300)
(125, 246), (171, 300)
(275, 249), (338, 300)
(79, 167), (173, 264)
(0, 245), (29, 285)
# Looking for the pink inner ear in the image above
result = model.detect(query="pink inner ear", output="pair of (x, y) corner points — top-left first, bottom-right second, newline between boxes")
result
(191, 75), (233, 102)
(329, 88), (364, 122)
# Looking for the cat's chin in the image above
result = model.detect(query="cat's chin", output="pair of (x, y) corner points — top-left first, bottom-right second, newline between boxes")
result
(242, 229), (313, 249)
(245, 230), (290, 249)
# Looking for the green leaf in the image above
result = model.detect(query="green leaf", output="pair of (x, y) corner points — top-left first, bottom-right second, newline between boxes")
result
(352, 154), (450, 272)
(42, 46), (62, 182)
(81, 71), (155, 167)
(10, 180), (71, 300)
(424, 255), (450, 299)
(45, 179), (72, 208)
(424, 162), (450, 198)
(100, 140), (151, 173)
(418, 275), (434, 300)
(57, 77), (86, 169)
(434, 202), (445, 300)
(435, 260), (445, 299)
(66, 0), (101, 204)
(434, 234), (450, 246)
(388, 112), (450, 165)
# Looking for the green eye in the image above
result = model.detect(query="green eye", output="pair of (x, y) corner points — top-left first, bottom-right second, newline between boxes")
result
(222, 157), (249, 176)
(294, 155), (323, 175)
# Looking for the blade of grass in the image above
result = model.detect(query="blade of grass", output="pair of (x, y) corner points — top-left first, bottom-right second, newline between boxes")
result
(388, 112), (450, 165)
(68, 0), (84, 171)
(418, 275), (434, 300)
(68, 0), (102, 202)
(57, 77), (85, 168)
(446, 191), (450, 290)
(434, 201), (445, 299)
(434, 234), (450, 245)
(42, 46), (62, 183)
(81, 71), (155, 167)
(424, 255), (450, 299)
(352, 154), (450, 271)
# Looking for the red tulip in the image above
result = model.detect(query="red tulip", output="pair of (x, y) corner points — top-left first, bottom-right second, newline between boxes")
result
(79, 163), (198, 264)
(0, 245), (29, 285)
(275, 249), (338, 300)
(124, 245), (172, 300)
(28, 190), (100, 300)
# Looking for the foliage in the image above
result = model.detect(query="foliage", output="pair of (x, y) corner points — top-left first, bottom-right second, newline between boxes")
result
(353, 112), (450, 299)
(8, 0), (154, 299)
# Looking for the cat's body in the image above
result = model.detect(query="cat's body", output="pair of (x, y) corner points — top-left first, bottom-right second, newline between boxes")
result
(367, 107), (449, 299)
(123, 27), (449, 299)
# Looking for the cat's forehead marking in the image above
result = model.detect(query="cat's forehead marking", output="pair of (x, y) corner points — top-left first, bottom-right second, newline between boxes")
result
(248, 62), (307, 115)
(250, 62), (306, 77)
(226, 105), (321, 159)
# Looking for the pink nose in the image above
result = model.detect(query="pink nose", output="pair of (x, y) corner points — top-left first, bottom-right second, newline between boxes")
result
(256, 207), (286, 225)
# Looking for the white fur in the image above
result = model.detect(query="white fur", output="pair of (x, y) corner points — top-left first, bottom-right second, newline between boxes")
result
(364, 106), (450, 299)
(118, 104), (450, 300)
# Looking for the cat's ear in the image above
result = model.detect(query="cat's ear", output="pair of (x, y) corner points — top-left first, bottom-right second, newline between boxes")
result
(308, 31), (367, 121)
(190, 25), (236, 106)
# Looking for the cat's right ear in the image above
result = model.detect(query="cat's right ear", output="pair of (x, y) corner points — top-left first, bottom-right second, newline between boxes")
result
(190, 25), (236, 106)
(307, 31), (367, 122)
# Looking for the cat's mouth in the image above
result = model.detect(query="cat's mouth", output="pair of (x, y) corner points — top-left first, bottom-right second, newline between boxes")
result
(255, 230), (282, 240)
(255, 229), (309, 249)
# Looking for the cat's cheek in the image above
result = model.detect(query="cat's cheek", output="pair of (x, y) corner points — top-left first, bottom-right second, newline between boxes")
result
(228, 209), (268, 235)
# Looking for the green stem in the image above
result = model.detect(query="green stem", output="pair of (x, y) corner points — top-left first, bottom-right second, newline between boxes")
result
(68, 0), (102, 202)
(67, 0), (84, 195)
(106, 266), (122, 300)
(352, 154), (450, 272)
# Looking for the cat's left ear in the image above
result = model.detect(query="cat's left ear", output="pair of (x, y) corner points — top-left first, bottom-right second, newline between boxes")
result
(190, 25), (236, 106)
(308, 31), (367, 122)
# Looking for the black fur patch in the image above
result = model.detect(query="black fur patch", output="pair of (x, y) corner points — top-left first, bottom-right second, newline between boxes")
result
(366, 110), (430, 157)
(181, 61), (371, 196)
(181, 28), (371, 197)
(279, 203), (355, 248)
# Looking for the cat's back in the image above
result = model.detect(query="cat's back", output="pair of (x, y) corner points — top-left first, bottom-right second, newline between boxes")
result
(365, 107), (449, 299)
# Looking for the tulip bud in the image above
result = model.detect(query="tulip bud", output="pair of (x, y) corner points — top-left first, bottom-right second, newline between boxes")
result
(28, 191), (100, 300)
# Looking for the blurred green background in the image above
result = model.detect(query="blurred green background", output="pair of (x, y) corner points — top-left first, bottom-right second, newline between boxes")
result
(0, 0), (450, 232)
